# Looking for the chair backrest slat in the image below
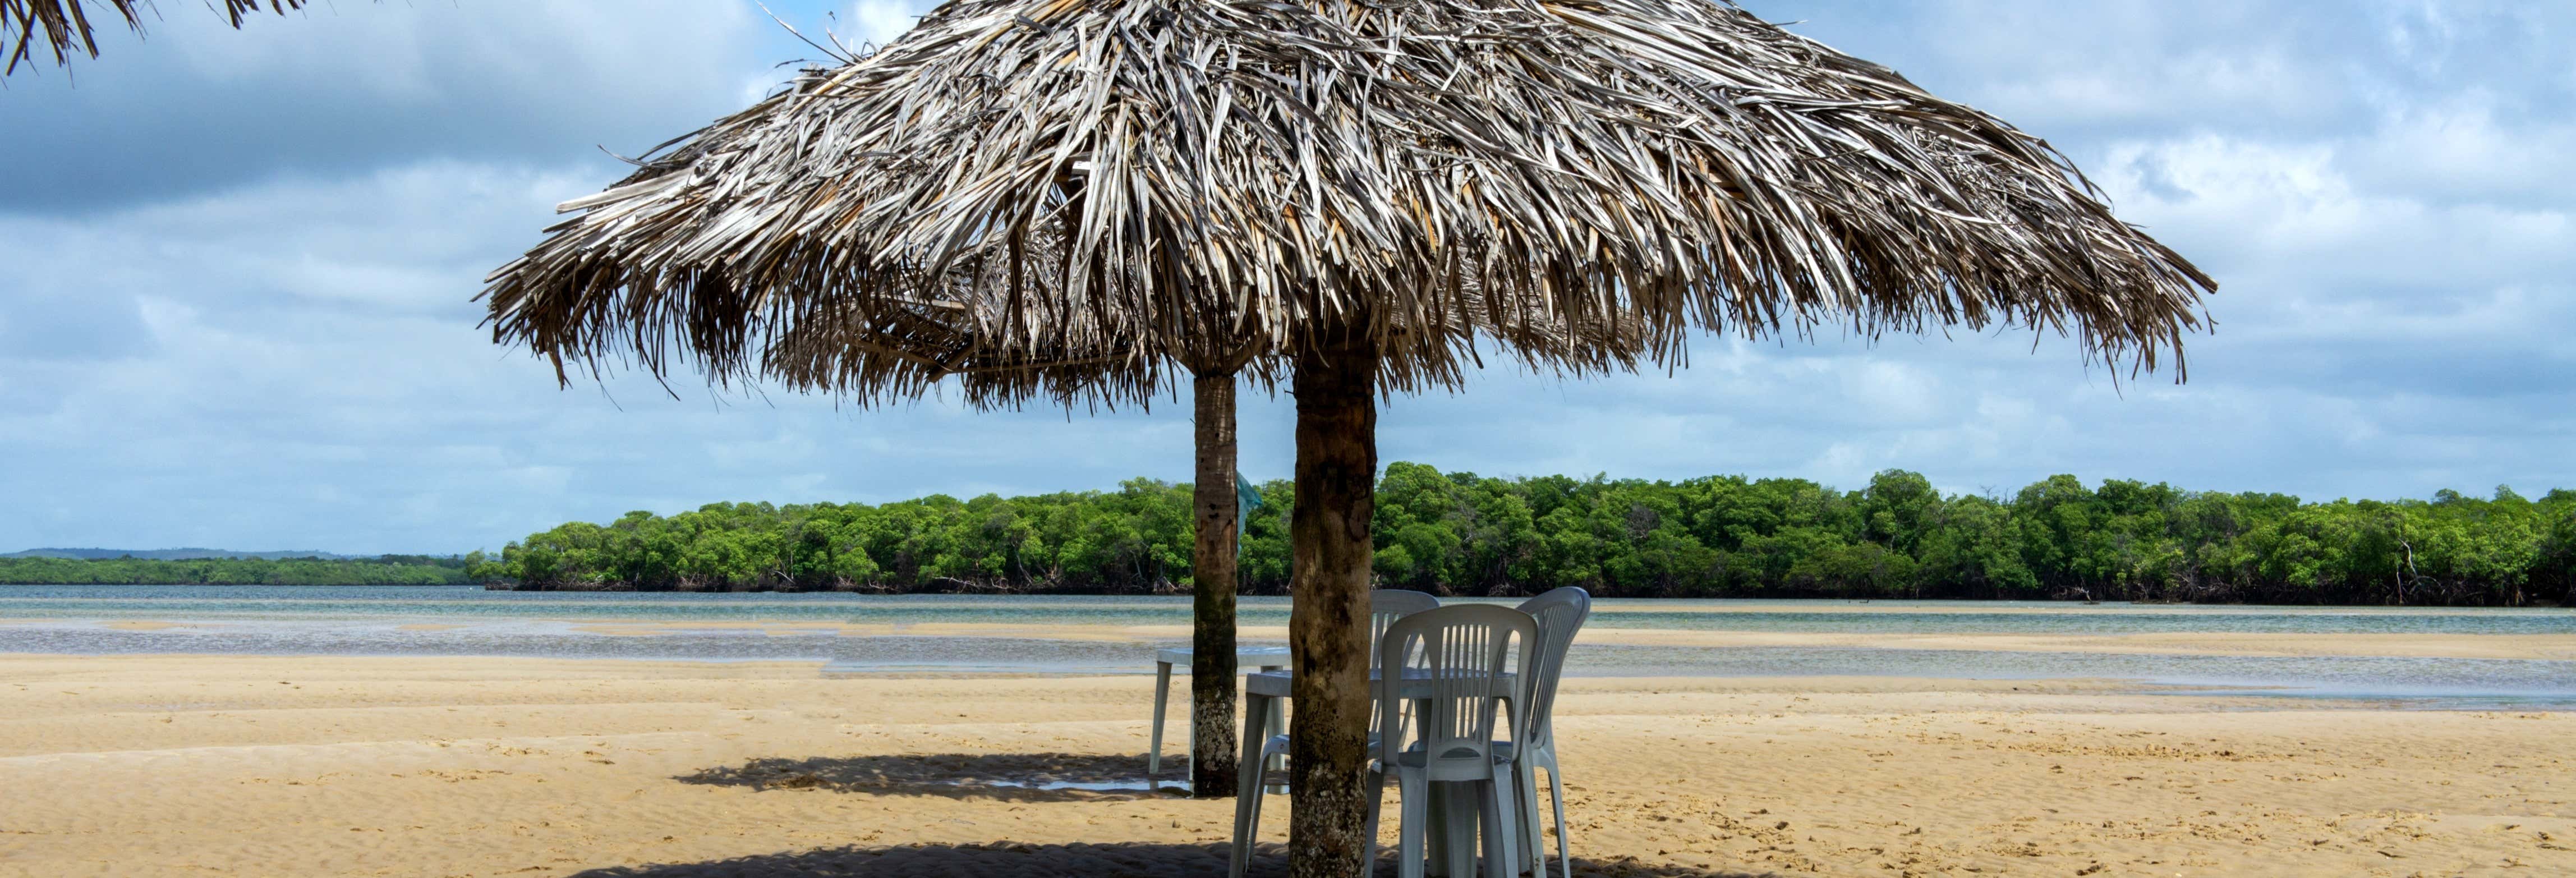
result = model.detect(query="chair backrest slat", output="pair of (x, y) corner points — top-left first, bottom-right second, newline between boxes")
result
(1366, 589), (1440, 738)
(1515, 586), (1591, 751)
(1369, 589), (1439, 671)
(1377, 604), (1538, 772)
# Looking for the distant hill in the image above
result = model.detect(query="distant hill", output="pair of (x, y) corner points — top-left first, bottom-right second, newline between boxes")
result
(3, 548), (358, 561)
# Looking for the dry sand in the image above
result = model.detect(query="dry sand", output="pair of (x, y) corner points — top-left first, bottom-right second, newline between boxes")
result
(0, 654), (2568, 877)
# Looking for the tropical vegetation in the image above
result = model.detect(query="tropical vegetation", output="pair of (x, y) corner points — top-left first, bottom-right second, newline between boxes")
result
(472, 465), (2575, 605)
(0, 554), (476, 586)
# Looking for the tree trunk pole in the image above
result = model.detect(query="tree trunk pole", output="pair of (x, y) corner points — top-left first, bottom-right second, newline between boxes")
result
(1189, 371), (1241, 798)
(1287, 328), (1378, 878)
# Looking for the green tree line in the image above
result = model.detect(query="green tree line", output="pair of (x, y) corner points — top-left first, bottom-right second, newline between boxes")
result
(471, 465), (2576, 605)
(0, 555), (477, 586)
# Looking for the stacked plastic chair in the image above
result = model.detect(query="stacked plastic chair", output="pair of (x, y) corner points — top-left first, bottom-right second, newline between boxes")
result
(1231, 589), (1438, 876)
(1227, 587), (1586, 877)
(1368, 603), (1539, 878)
(1508, 586), (1591, 878)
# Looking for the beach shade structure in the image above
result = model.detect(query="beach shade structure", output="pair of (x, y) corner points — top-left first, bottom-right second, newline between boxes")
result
(3, 0), (312, 74)
(481, 0), (2213, 872)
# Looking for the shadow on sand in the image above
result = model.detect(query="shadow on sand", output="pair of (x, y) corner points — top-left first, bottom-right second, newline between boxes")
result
(676, 752), (1172, 802)
(566, 840), (1759, 877)
(661, 756), (1757, 876)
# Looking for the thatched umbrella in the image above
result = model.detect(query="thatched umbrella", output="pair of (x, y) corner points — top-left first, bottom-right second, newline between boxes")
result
(3, 1), (309, 74)
(484, 0), (2212, 871)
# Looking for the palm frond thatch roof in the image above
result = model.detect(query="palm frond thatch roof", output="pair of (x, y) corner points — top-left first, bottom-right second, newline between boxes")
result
(485, 0), (2214, 408)
(757, 273), (1653, 408)
(4, 0), (306, 73)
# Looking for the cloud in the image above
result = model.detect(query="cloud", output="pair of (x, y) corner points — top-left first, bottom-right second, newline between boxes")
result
(0, 0), (2569, 553)
(2344, 102), (2576, 208)
(1773, 0), (2576, 142)
(841, 0), (937, 48)
(0, 159), (1216, 553)
(0, 0), (762, 212)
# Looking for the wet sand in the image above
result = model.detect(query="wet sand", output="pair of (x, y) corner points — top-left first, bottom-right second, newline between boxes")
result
(1, 653), (2569, 877)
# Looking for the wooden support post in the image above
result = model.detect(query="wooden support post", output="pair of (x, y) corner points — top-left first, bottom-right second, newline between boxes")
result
(1190, 371), (1242, 798)
(1287, 326), (1378, 877)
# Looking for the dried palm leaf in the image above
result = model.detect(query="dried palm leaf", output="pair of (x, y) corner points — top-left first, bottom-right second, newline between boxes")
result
(3, 0), (308, 73)
(487, 0), (2213, 408)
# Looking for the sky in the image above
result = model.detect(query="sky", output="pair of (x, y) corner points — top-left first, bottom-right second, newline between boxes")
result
(2, 0), (2569, 554)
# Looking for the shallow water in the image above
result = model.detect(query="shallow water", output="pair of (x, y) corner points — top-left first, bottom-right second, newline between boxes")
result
(6, 585), (2573, 633)
(4, 585), (2572, 708)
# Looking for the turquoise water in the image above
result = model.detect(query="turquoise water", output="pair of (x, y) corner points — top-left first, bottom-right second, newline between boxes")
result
(3, 586), (2572, 707)
(4, 585), (2573, 633)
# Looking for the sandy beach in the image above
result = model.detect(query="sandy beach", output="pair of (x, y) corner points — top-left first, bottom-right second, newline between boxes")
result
(1, 652), (2568, 877)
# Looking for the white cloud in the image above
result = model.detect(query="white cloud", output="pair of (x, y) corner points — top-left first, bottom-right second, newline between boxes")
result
(1, 0), (764, 210)
(0, 0), (2570, 553)
(841, 0), (937, 48)
(2344, 102), (2576, 206)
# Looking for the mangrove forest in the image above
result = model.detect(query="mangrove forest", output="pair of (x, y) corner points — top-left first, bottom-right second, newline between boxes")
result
(471, 465), (2575, 605)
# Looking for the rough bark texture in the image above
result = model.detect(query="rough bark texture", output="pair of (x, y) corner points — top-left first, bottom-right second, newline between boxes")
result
(1286, 329), (1379, 877)
(1189, 371), (1241, 799)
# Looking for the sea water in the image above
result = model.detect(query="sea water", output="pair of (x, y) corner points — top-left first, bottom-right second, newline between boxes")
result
(3, 585), (2571, 707)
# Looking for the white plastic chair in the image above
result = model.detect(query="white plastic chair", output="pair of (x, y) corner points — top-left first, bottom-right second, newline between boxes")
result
(1507, 586), (1591, 878)
(1367, 603), (1538, 878)
(1230, 589), (1437, 876)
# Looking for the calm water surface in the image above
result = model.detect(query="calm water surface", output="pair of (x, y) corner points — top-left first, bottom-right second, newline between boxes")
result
(4, 585), (2570, 707)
